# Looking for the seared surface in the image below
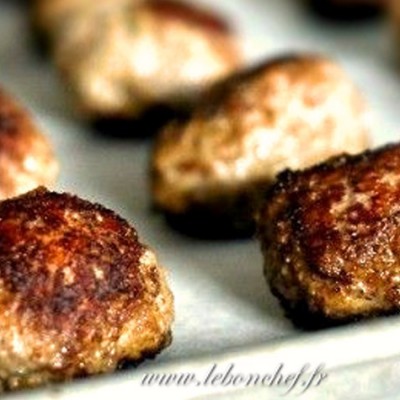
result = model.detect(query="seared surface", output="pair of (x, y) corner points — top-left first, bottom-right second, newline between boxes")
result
(32, 0), (241, 119)
(0, 89), (58, 200)
(258, 143), (400, 327)
(152, 55), (370, 237)
(0, 188), (173, 391)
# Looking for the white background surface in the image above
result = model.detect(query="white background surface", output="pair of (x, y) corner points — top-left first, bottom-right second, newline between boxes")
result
(1, 0), (400, 398)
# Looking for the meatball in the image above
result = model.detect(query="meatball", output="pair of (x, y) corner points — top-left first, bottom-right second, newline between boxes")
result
(0, 188), (174, 391)
(258, 143), (400, 328)
(307, 0), (386, 20)
(47, 0), (241, 122)
(0, 88), (58, 200)
(151, 55), (370, 239)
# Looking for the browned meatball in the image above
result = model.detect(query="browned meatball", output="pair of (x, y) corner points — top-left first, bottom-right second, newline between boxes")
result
(151, 55), (370, 238)
(258, 143), (400, 328)
(308, 0), (386, 19)
(0, 89), (58, 200)
(35, 0), (241, 121)
(0, 188), (174, 391)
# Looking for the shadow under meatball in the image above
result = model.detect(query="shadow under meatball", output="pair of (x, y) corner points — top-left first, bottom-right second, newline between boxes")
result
(308, 0), (384, 21)
(91, 105), (190, 140)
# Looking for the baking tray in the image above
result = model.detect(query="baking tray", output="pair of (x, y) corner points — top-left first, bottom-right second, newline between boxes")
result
(1, 0), (400, 398)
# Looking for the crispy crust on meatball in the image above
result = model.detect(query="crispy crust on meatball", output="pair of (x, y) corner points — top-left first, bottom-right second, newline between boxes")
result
(151, 55), (370, 238)
(0, 188), (173, 391)
(0, 89), (58, 200)
(258, 143), (400, 328)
